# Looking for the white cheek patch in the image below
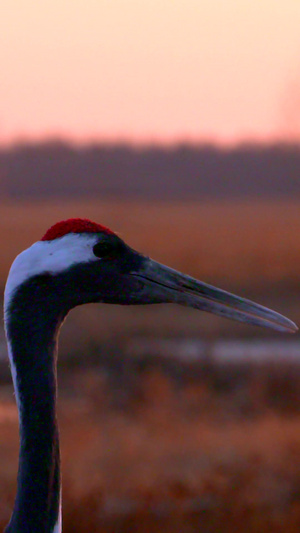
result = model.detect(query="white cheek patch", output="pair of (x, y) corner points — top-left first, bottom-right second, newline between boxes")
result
(6, 338), (21, 412)
(4, 233), (100, 307)
(52, 499), (62, 533)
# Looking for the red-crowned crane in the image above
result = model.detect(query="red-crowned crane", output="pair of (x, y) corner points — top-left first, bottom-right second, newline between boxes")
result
(3, 218), (297, 533)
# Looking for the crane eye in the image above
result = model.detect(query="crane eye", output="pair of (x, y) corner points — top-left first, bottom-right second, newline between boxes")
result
(93, 241), (117, 259)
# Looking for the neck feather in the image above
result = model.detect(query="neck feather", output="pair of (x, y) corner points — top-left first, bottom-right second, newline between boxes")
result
(4, 281), (65, 533)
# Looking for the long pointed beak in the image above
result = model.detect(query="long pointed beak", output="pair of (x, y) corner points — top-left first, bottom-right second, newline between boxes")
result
(130, 258), (298, 333)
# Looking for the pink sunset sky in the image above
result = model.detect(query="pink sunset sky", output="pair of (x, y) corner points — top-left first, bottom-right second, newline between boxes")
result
(1, 0), (300, 145)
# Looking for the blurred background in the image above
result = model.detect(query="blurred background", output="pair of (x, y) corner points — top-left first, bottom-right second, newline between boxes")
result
(1, 1), (300, 531)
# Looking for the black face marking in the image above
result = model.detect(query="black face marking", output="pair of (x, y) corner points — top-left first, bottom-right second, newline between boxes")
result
(52, 241), (146, 308)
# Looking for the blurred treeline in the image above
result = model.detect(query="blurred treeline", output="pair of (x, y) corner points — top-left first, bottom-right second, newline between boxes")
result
(0, 141), (300, 199)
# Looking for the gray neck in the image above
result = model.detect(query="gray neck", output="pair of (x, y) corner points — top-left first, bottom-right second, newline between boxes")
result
(4, 285), (64, 533)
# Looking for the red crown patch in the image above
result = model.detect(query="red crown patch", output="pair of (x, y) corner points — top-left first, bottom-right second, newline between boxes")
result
(41, 218), (114, 241)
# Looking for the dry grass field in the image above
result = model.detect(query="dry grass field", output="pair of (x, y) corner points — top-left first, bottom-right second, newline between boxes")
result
(1, 366), (300, 532)
(1, 198), (300, 531)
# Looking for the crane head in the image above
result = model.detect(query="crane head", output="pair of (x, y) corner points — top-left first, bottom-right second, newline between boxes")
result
(5, 218), (298, 333)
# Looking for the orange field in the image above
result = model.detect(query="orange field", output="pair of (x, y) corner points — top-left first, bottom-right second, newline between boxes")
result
(1, 365), (300, 532)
